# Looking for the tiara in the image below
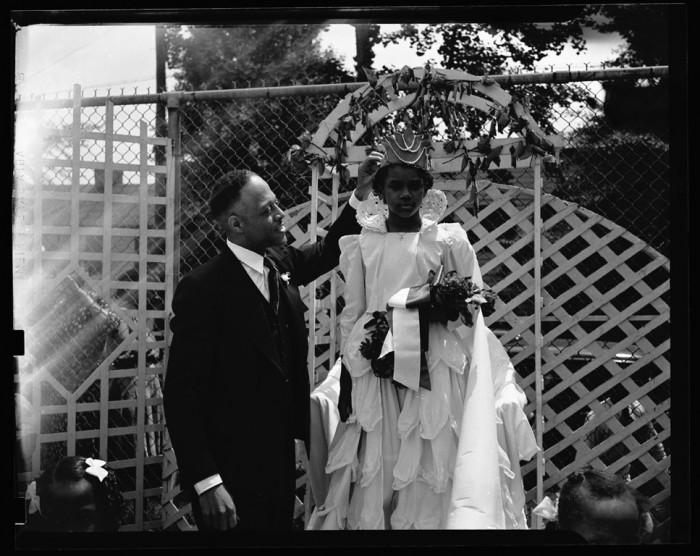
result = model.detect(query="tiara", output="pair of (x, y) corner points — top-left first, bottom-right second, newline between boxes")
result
(379, 128), (433, 171)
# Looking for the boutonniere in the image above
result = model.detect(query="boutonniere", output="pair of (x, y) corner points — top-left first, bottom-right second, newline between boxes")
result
(280, 272), (291, 286)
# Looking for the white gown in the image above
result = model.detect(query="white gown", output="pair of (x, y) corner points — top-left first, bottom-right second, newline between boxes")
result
(307, 192), (539, 530)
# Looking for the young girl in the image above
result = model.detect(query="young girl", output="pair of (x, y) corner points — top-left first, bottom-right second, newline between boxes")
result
(308, 135), (538, 530)
(24, 456), (126, 532)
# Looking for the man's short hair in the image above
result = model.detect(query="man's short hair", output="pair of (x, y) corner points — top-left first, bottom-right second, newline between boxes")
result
(208, 170), (258, 219)
(557, 467), (649, 531)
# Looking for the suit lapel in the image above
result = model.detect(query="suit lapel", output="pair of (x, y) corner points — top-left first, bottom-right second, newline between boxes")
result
(218, 250), (286, 378)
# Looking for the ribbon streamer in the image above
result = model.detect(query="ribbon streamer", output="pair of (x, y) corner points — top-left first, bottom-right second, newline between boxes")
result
(389, 303), (423, 391)
(386, 269), (443, 391)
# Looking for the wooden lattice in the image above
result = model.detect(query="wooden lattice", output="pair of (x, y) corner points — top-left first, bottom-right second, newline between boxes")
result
(302, 67), (671, 538)
(301, 182), (671, 538)
(467, 184), (670, 530)
(14, 78), (670, 538)
(13, 87), (174, 531)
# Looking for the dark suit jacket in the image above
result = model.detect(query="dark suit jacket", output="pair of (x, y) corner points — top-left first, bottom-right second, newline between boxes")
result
(163, 201), (360, 529)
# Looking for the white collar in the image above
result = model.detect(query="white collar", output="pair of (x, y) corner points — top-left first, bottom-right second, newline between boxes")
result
(227, 239), (265, 275)
(356, 190), (448, 234)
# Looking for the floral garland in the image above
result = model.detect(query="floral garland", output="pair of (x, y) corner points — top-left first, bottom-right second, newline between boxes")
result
(286, 63), (559, 216)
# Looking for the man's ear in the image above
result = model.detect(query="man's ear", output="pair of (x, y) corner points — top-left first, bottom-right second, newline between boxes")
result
(228, 213), (245, 233)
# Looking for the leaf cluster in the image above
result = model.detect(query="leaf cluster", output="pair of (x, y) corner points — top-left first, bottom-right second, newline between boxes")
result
(379, 22), (585, 76)
(165, 24), (350, 91)
(577, 4), (669, 67)
(163, 24), (356, 261)
(290, 63), (560, 216)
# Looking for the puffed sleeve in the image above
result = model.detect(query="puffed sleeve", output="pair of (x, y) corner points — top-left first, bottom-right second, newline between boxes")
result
(338, 234), (365, 353)
(440, 223), (483, 287)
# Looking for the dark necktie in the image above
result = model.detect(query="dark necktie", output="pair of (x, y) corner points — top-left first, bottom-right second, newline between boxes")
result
(263, 257), (279, 313)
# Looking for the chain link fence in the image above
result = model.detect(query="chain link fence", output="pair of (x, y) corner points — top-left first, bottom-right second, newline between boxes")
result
(175, 92), (344, 275)
(21, 69), (667, 280)
(14, 93), (169, 530)
(173, 72), (668, 283)
(14, 65), (670, 536)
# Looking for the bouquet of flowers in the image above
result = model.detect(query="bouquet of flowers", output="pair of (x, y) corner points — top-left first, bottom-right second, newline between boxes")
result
(359, 311), (395, 380)
(429, 269), (498, 327)
(358, 266), (498, 383)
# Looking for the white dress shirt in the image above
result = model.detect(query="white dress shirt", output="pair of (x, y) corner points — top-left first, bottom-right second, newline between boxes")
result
(193, 191), (362, 497)
(228, 241), (271, 300)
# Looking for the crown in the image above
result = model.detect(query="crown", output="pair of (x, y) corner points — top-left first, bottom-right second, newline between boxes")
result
(379, 127), (433, 171)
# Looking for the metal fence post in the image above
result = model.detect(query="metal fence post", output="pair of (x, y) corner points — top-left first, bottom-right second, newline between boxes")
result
(12, 67), (671, 535)
(164, 96), (181, 362)
(533, 154), (544, 529)
(307, 165), (319, 386)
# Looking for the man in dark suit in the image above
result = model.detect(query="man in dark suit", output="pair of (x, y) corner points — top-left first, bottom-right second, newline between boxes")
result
(163, 160), (377, 531)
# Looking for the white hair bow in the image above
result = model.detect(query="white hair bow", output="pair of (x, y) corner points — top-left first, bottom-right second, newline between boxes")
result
(85, 457), (109, 482)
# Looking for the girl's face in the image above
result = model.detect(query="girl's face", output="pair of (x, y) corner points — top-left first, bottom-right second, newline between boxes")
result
(42, 478), (99, 532)
(381, 166), (426, 220)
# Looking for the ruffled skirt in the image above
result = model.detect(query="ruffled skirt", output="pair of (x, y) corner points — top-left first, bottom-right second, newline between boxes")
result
(308, 314), (471, 530)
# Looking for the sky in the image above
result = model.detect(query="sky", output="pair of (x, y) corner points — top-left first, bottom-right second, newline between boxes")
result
(13, 23), (626, 100)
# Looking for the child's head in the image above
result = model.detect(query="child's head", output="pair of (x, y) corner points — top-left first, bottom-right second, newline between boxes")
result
(31, 456), (125, 532)
(557, 468), (651, 544)
(373, 162), (434, 220)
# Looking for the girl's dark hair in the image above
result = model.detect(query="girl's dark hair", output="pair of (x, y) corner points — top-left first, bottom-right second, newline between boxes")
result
(372, 162), (434, 196)
(557, 467), (649, 531)
(35, 456), (126, 531)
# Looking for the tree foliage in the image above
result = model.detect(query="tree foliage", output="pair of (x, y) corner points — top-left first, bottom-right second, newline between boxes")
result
(164, 15), (670, 267)
(375, 5), (669, 73)
(165, 25), (351, 200)
(577, 4), (669, 67)
(563, 5), (669, 256)
(378, 21), (586, 75)
(352, 23), (381, 80)
(375, 21), (591, 138)
(165, 24), (351, 90)
(373, 6), (670, 134)
(554, 122), (670, 256)
(164, 25), (354, 272)
(373, 10), (670, 257)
